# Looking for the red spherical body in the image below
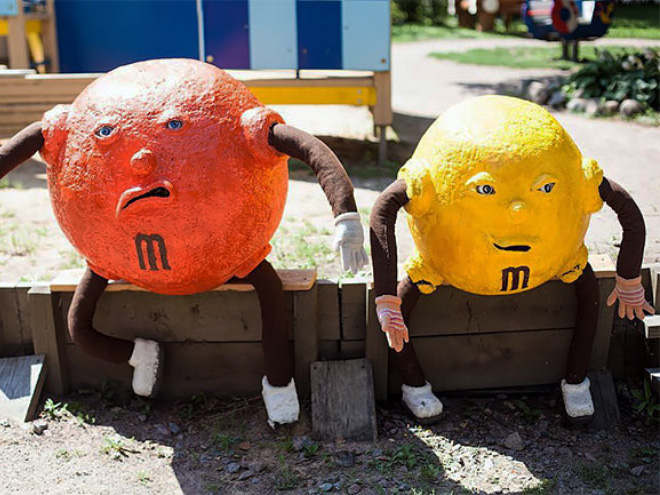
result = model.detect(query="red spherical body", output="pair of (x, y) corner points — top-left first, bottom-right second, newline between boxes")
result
(40, 59), (289, 295)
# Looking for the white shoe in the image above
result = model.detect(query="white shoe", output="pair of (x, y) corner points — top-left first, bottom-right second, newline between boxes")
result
(261, 376), (300, 428)
(561, 378), (595, 419)
(402, 382), (443, 423)
(128, 338), (162, 397)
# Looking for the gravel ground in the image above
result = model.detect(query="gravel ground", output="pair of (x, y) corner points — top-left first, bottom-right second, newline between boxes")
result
(0, 383), (658, 495)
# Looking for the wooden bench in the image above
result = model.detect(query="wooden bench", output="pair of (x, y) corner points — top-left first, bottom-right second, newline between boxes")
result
(28, 269), (321, 398)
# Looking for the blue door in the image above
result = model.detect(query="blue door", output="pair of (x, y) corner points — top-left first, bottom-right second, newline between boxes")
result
(203, 0), (250, 69)
(297, 0), (342, 70)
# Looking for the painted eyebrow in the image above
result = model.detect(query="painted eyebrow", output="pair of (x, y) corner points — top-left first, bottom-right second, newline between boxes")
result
(465, 172), (496, 187)
(531, 174), (558, 190)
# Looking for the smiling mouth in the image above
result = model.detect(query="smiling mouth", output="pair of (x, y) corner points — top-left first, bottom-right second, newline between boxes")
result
(493, 243), (531, 252)
(116, 181), (173, 218)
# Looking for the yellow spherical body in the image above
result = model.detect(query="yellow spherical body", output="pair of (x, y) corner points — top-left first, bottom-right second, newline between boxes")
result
(400, 96), (604, 295)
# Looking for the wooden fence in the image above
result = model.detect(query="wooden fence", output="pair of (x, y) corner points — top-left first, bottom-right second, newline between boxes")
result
(0, 257), (658, 401)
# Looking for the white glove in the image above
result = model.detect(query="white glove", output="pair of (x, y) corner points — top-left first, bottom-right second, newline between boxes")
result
(333, 212), (368, 274)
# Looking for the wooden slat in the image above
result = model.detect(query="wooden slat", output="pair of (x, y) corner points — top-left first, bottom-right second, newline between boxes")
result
(591, 277), (616, 369)
(0, 283), (31, 349)
(28, 285), (68, 395)
(58, 290), (294, 344)
(388, 329), (574, 394)
(340, 340), (365, 360)
(50, 268), (316, 292)
(341, 282), (367, 341)
(0, 354), (46, 422)
(293, 285), (318, 397)
(65, 342), (276, 399)
(311, 359), (377, 442)
(317, 281), (340, 340)
(365, 288), (388, 401)
(587, 370), (620, 431)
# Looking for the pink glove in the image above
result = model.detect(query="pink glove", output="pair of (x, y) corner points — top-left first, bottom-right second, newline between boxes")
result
(606, 275), (655, 320)
(375, 295), (409, 352)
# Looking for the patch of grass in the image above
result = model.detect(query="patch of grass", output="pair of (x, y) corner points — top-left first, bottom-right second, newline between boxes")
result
(58, 249), (85, 270)
(392, 18), (526, 43)
(136, 470), (151, 484)
(515, 399), (542, 423)
(0, 177), (23, 189)
(575, 462), (610, 489)
(212, 432), (241, 454)
(100, 436), (132, 461)
(430, 45), (636, 70)
(608, 5), (660, 40)
(42, 398), (69, 420)
(420, 462), (441, 481)
(302, 441), (320, 458)
(523, 478), (558, 494)
(273, 462), (300, 491)
(270, 218), (334, 270)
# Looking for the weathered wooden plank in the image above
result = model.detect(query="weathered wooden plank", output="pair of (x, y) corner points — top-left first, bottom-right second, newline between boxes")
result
(311, 359), (377, 442)
(341, 282), (366, 341)
(0, 284), (22, 350)
(28, 285), (69, 395)
(340, 340), (365, 360)
(15, 283), (31, 344)
(388, 329), (574, 394)
(365, 289), (388, 401)
(587, 370), (620, 431)
(317, 280), (340, 341)
(293, 285), (318, 397)
(58, 290), (294, 344)
(65, 342), (275, 399)
(50, 268), (316, 292)
(0, 354), (46, 422)
(318, 340), (340, 360)
(590, 277), (616, 369)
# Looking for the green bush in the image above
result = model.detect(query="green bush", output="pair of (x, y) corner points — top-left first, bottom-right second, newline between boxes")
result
(392, 0), (449, 26)
(563, 48), (660, 110)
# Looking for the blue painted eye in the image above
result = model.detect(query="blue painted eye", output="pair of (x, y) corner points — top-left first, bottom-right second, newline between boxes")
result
(95, 125), (115, 138)
(166, 119), (183, 130)
(539, 182), (555, 193)
(476, 184), (495, 195)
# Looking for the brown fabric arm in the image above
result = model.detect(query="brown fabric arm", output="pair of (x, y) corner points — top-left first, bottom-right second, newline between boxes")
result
(599, 177), (646, 279)
(370, 179), (410, 297)
(268, 123), (357, 217)
(0, 122), (44, 179)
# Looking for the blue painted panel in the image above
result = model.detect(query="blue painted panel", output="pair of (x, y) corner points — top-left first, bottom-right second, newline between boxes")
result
(297, 0), (342, 69)
(203, 0), (250, 69)
(55, 0), (199, 73)
(248, 0), (297, 69)
(341, 0), (389, 71)
(0, 0), (18, 16)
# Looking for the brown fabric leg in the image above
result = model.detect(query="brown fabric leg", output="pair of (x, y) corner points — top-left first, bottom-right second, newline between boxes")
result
(240, 260), (293, 387)
(565, 264), (599, 384)
(390, 276), (427, 387)
(68, 268), (133, 363)
(0, 122), (44, 178)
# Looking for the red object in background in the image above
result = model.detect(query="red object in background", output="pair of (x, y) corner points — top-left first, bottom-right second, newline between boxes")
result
(551, 0), (579, 34)
(41, 59), (289, 295)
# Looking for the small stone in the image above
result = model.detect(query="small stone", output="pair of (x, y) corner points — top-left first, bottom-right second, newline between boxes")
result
(320, 482), (333, 492)
(155, 424), (170, 437)
(169, 422), (181, 435)
(558, 447), (572, 456)
(600, 100), (620, 116)
(336, 452), (356, 467)
(527, 81), (550, 105)
(378, 479), (389, 488)
(238, 441), (251, 451)
(548, 90), (567, 107)
(567, 97), (588, 113)
(371, 448), (383, 457)
(483, 408), (493, 416)
(504, 432), (525, 451)
(348, 484), (361, 494)
(620, 99), (644, 118)
(585, 452), (597, 462)
(238, 470), (253, 481)
(293, 436), (312, 452)
(585, 98), (600, 117)
(631, 465), (644, 476)
(32, 420), (48, 435)
(137, 414), (147, 422)
(0, 418), (10, 428)
(249, 461), (264, 473)
(227, 462), (241, 474)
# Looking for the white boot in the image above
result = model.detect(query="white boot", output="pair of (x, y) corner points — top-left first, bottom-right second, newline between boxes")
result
(261, 376), (300, 428)
(402, 382), (443, 423)
(561, 377), (595, 419)
(128, 338), (162, 397)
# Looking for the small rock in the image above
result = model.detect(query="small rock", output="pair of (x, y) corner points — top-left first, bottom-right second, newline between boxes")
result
(483, 408), (493, 416)
(320, 482), (333, 492)
(567, 97), (588, 113)
(504, 432), (525, 451)
(585, 452), (597, 462)
(548, 90), (567, 107)
(154, 424), (170, 437)
(0, 418), (10, 428)
(137, 414), (147, 422)
(620, 99), (644, 118)
(199, 453), (213, 465)
(336, 452), (356, 467)
(226, 462), (241, 474)
(220, 456), (232, 465)
(631, 465), (644, 477)
(585, 98), (600, 117)
(558, 447), (572, 457)
(238, 441), (251, 451)
(600, 100), (620, 116)
(169, 422), (181, 435)
(348, 484), (361, 495)
(371, 448), (383, 457)
(32, 420), (48, 435)
(293, 436), (313, 452)
(527, 81), (550, 105)
(378, 479), (389, 488)
(248, 461), (264, 473)
(238, 470), (254, 481)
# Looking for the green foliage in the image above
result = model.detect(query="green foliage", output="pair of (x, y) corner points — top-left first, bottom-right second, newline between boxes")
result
(372, 443), (419, 472)
(631, 378), (660, 425)
(515, 399), (542, 423)
(101, 436), (132, 461)
(42, 398), (69, 420)
(522, 478), (557, 494)
(575, 463), (610, 489)
(393, 0), (448, 26)
(564, 48), (660, 110)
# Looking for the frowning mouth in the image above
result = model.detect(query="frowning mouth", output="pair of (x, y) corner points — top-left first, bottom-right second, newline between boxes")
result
(493, 243), (531, 252)
(116, 181), (173, 217)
